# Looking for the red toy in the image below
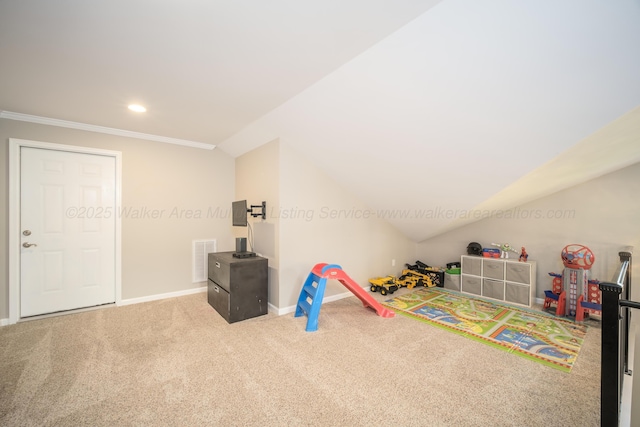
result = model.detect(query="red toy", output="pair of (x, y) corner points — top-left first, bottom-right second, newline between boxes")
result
(561, 244), (595, 270)
(544, 244), (601, 320)
(519, 247), (529, 262)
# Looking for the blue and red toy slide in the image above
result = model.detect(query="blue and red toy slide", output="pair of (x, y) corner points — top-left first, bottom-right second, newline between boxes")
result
(295, 263), (395, 332)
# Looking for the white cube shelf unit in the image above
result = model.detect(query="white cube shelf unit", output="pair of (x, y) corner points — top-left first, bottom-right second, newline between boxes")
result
(460, 255), (536, 307)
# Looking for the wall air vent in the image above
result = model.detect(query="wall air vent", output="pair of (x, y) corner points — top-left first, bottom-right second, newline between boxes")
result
(193, 239), (217, 283)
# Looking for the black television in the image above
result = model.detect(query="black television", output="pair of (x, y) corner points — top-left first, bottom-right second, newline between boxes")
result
(232, 200), (248, 227)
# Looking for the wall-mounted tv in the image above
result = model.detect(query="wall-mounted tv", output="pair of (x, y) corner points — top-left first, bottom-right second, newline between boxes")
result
(232, 200), (248, 227)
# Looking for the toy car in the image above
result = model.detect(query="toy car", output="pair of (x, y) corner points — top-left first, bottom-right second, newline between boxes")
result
(483, 248), (501, 258)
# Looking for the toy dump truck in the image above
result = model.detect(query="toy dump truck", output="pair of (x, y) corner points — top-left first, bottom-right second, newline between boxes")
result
(369, 276), (399, 295)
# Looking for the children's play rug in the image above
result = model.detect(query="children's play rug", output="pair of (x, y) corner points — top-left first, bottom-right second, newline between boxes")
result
(382, 287), (587, 372)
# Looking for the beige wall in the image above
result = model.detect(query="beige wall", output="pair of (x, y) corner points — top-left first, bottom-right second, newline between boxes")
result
(6, 118), (638, 318)
(278, 142), (416, 310)
(416, 161), (640, 302)
(235, 139), (280, 307)
(1, 119), (236, 320)
(234, 139), (416, 311)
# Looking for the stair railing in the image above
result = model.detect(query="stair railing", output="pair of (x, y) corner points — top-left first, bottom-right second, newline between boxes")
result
(600, 251), (633, 426)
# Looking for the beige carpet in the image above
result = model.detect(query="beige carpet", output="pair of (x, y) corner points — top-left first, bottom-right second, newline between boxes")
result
(0, 289), (601, 426)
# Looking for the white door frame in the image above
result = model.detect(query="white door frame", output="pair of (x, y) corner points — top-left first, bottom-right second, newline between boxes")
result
(8, 138), (122, 324)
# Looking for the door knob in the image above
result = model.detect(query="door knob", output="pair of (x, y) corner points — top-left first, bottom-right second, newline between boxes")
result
(23, 242), (38, 248)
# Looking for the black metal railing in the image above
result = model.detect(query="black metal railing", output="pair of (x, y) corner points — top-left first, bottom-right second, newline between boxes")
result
(600, 251), (633, 426)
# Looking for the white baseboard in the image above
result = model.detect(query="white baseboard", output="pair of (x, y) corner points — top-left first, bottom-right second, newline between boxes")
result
(268, 302), (282, 315)
(273, 289), (360, 316)
(0, 293), (564, 326)
(120, 284), (361, 316)
(119, 286), (207, 306)
(0, 285), (358, 326)
(120, 285), (354, 316)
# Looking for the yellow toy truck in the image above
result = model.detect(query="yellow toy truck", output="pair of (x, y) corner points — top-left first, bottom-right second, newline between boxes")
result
(397, 269), (435, 288)
(369, 276), (399, 295)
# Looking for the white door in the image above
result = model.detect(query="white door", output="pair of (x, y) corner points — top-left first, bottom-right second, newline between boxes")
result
(20, 147), (116, 317)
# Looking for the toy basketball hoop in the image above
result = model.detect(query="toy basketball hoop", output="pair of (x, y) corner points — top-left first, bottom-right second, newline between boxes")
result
(561, 244), (595, 270)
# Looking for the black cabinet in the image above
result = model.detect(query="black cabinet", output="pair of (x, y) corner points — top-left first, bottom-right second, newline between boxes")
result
(207, 252), (268, 323)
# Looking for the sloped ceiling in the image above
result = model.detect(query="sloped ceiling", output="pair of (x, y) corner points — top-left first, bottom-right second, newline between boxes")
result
(2, 1), (640, 242)
(218, 0), (640, 241)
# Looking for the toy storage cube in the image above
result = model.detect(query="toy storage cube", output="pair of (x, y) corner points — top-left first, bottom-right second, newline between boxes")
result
(461, 275), (482, 295)
(462, 256), (482, 276)
(444, 273), (461, 291)
(483, 259), (504, 280)
(505, 282), (530, 306)
(460, 255), (536, 308)
(506, 263), (531, 285)
(483, 279), (504, 300)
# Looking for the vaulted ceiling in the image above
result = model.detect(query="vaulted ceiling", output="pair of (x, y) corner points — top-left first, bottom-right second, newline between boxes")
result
(2, 0), (640, 241)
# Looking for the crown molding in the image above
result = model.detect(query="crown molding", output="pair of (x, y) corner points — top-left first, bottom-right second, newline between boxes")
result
(0, 111), (216, 150)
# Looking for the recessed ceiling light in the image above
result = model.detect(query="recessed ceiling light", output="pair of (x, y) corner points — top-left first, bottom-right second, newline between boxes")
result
(128, 104), (146, 113)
